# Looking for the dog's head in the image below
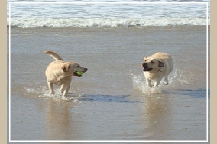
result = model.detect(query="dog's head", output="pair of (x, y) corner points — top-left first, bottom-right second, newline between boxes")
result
(142, 57), (164, 72)
(62, 62), (88, 77)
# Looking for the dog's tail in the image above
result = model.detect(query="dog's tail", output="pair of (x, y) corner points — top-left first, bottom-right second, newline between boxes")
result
(44, 51), (63, 61)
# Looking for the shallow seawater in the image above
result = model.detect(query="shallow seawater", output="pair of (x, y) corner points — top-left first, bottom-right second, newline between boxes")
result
(9, 26), (208, 142)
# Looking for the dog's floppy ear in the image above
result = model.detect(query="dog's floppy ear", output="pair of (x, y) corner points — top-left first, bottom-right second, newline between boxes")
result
(62, 62), (71, 72)
(158, 61), (164, 67)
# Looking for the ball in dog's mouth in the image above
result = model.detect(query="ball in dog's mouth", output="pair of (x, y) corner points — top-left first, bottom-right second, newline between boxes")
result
(74, 71), (83, 77)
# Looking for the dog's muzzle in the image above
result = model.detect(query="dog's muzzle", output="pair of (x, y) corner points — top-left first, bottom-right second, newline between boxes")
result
(142, 63), (153, 71)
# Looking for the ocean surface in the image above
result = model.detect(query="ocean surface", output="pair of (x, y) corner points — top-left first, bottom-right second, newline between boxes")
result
(8, 0), (209, 143)
(8, 0), (209, 28)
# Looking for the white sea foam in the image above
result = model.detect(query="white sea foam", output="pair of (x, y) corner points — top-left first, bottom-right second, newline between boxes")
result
(10, 17), (207, 28)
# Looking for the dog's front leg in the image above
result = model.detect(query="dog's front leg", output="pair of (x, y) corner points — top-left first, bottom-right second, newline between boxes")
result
(163, 76), (169, 85)
(47, 81), (55, 95)
(62, 83), (70, 97)
(146, 79), (152, 87)
(60, 85), (64, 94)
(153, 80), (160, 87)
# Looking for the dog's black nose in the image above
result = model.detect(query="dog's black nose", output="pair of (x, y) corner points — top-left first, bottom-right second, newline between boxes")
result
(142, 63), (147, 68)
(84, 68), (88, 72)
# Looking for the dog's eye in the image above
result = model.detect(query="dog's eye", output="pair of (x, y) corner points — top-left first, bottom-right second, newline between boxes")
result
(151, 60), (154, 63)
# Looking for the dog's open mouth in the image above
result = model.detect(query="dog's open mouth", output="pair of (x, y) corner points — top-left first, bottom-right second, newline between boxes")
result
(142, 63), (153, 71)
(143, 67), (153, 71)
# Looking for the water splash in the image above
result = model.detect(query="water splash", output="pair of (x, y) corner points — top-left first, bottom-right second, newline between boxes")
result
(131, 73), (163, 95)
(169, 68), (190, 87)
(131, 68), (190, 94)
(24, 86), (83, 102)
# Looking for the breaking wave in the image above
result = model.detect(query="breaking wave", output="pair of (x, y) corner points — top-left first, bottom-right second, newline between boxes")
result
(9, 17), (207, 28)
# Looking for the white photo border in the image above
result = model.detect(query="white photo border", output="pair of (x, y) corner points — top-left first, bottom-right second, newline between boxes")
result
(8, 1), (209, 143)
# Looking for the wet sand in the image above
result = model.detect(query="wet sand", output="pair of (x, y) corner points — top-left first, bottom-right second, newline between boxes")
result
(9, 26), (209, 143)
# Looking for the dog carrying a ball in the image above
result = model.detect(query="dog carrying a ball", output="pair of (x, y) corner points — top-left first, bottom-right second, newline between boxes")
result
(44, 51), (88, 97)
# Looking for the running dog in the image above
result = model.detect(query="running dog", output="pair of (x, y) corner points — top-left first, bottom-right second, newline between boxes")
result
(142, 52), (173, 87)
(44, 51), (87, 96)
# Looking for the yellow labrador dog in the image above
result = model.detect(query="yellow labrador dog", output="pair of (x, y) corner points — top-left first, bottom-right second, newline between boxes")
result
(44, 51), (87, 96)
(142, 52), (173, 87)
